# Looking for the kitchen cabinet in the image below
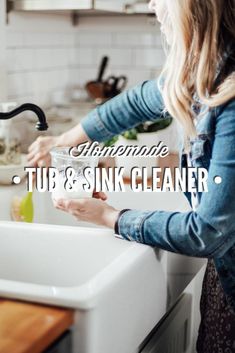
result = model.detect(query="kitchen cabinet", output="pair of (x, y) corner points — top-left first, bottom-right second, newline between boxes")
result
(139, 266), (206, 353)
(45, 331), (72, 353)
(140, 294), (192, 353)
(7, 0), (150, 15)
(8, 0), (124, 12)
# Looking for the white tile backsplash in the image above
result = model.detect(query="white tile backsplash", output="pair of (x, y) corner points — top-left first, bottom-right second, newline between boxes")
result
(74, 48), (94, 66)
(115, 32), (162, 47)
(75, 32), (113, 47)
(134, 48), (165, 67)
(0, 1), (7, 101)
(6, 12), (76, 105)
(94, 48), (133, 67)
(8, 72), (32, 97)
(7, 31), (24, 48)
(5, 13), (166, 105)
(7, 48), (35, 72)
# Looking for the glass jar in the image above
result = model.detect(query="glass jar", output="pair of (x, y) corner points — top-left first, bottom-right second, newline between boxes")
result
(50, 147), (98, 200)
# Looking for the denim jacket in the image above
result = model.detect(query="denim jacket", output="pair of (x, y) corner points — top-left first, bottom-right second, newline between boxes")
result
(81, 79), (235, 311)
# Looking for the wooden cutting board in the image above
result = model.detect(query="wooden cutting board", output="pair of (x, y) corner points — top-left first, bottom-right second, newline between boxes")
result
(0, 299), (74, 353)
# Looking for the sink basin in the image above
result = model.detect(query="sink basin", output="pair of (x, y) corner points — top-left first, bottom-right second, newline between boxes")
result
(0, 221), (166, 353)
(0, 184), (190, 353)
(0, 221), (164, 308)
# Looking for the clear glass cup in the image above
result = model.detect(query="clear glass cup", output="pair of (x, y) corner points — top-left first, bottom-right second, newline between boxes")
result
(50, 147), (98, 200)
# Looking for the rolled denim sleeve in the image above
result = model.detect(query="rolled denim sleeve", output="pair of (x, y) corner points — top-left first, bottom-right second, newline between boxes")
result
(117, 100), (235, 259)
(81, 79), (165, 142)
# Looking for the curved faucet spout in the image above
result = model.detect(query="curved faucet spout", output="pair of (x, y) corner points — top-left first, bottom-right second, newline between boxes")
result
(0, 103), (48, 131)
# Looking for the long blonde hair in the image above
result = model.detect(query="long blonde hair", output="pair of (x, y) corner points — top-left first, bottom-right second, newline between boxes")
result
(161, 0), (235, 137)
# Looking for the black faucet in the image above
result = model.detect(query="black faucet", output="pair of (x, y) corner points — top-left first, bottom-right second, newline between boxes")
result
(0, 103), (48, 131)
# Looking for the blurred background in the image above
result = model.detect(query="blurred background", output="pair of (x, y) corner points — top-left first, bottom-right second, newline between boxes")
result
(0, 0), (166, 151)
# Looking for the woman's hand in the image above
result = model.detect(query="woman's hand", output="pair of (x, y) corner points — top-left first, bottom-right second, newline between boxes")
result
(53, 193), (120, 229)
(27, 124), (90, 167)
(27, 135), (61, 167)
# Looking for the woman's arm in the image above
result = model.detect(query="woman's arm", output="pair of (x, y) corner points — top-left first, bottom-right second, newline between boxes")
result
(28, 79), (165, 166)
(60, 79), (165, 143)
(81, 79), (165, 142)
(116, 100), (235, 258)
(56, 99), (235, 259)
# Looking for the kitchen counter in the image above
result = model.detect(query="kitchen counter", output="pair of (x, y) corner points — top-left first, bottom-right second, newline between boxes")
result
(0, 299), (74, 353)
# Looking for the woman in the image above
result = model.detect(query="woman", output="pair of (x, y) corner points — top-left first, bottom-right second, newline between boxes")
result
(28, 0), (235, 351)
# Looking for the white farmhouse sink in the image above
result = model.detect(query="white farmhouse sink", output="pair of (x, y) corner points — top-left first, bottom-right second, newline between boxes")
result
(0, 222), (167, 353)
(0, 184), (190, 353)
(0, 222), (163, 308)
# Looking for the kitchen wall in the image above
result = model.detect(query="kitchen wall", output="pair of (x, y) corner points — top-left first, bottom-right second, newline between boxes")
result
(0, 1), (7, 101)
(6, 12), (76, 105)
(6, 12), (165, 106)
(69, 15), (165, 89)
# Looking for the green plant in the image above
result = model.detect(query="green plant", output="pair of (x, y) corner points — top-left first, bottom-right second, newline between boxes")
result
(104, 116), (173, 147)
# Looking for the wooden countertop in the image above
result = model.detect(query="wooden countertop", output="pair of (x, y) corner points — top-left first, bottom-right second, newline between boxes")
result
(0, 299), (74, 353)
